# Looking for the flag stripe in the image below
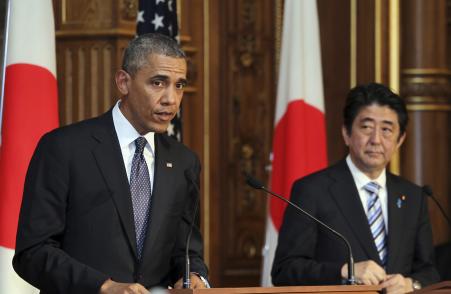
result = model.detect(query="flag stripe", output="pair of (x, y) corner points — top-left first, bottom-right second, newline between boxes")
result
(6, 0), (56, 75)
(0, 64), (58, 248)
(270, 100), (327, 229)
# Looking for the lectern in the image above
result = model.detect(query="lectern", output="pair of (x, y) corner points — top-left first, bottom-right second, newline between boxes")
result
(170, 285), (381, 294)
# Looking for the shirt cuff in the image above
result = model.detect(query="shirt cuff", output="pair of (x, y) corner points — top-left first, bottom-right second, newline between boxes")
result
(192, 272), (211, 288)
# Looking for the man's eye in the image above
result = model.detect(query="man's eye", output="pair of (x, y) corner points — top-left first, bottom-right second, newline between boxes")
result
(152, 80), (164, 87)
(175, 82), (186, 89)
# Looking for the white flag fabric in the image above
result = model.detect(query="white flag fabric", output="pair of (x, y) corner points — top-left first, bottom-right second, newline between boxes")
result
(0, 0), (59, 292)
(261, 0), (328, 286)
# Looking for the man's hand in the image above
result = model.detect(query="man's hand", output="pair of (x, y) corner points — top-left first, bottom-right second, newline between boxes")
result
(381, 274), (413, 294)
(99, 279), (149, 294)
(341, 260), (386, 285)
(174, 273), (208, 289)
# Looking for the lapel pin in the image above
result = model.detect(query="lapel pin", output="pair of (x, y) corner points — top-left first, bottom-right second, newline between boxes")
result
(166, 162), (173, 168)
(397, 195), (407, 208)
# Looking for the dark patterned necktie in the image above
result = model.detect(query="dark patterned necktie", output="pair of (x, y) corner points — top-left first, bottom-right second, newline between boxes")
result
(364, 182), (388, 265)
(130, 137), (151, 260)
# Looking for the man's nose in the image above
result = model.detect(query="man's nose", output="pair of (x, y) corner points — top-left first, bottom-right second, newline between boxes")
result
(161, 86), (178, 105)
(370, 128), (382, 144)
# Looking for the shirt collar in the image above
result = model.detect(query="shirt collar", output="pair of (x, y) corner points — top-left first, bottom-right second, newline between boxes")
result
(346, 155), (386, 190)
(112, 100), (155, 153)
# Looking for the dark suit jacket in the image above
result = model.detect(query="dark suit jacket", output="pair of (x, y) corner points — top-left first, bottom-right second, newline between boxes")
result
(13, 110), (208, 293)
(272, 159), (439, 286)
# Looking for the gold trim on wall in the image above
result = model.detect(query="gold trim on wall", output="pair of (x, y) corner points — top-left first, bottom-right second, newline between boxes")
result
(203, 0), (211, 268)
(389, 0), (400, 175)
(177, 0), (182, 30)
(179, 35), (192, 43)
(56, 29), (135, 38)
(389, 0), (400, 91)
(182, 86), (198, 94)
(62, 0), (67, 23)
(406, 104), (451, 111)
(402, 68), (451, 75)
(406, 96), (451, 103)
(275, 0), (283, 80)
(180, 46), (198, 54)
(350, 0), (357, 88)
(403, 77), (449, 84)
(375, 0), (382, 83)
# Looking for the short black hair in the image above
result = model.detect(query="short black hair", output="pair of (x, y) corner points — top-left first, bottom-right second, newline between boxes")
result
(343, 83), (408, 139)
(122, 33), (186, 76)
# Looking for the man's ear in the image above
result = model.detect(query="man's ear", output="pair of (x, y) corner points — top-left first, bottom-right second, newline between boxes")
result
(115, 70), (130, 95)
(396, 132), (406, 149)
(342, 125), (350, 146)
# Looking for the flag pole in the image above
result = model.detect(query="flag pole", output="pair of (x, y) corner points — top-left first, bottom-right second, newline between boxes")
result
(0, 0), (11, 139)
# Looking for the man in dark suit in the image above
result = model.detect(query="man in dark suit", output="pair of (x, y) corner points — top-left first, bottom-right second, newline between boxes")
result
(13, 33), (209, 293)
(272, 83), (439, 293)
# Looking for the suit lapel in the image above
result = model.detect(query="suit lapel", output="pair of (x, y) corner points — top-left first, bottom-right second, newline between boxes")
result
(329, 161), (381, 263)
(386, 174), (405, 271)
(90, 112), (138, 259)
(141, 134), (177, 262)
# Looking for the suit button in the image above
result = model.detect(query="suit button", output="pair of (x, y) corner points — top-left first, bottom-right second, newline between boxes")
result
(135, 273), (142, 281)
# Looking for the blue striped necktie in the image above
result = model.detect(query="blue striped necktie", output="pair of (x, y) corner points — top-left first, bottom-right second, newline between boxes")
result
(364, 182), (388, 265)
(130, 137), (152, 260)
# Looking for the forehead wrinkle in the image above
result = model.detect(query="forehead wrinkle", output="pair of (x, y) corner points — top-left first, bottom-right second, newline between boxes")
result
(151, 74), (170, 80)
(358, 117), (375, 124)
(148, 67), (186, 78)
(358, 116), (396, 126)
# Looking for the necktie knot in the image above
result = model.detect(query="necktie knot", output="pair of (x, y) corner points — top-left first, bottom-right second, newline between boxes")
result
(364, 182), (380, 195)
(135, 137), (147, 155)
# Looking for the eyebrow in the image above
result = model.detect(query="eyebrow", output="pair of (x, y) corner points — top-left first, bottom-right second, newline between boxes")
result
(151, 75), (187, 85)
(360, 117), (395, 126)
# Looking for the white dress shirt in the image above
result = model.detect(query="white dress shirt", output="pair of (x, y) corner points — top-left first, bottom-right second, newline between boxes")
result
(112, 101), (155, 186)
(346, 155), (388, 232)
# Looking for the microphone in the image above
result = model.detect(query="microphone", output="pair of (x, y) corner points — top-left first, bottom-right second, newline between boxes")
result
(246, 174), (356, 285)
(183, 169), (201, 289)
(422, 185), (451, 226)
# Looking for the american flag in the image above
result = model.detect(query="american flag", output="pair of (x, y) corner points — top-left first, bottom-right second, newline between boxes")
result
(137, 0), (182, 142)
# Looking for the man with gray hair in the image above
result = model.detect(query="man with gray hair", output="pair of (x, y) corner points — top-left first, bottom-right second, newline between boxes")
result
(13, 33), (209, 293)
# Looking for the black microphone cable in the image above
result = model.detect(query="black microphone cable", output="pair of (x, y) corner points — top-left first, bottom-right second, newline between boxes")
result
(183, 169), (201, 289)
(246, 173), (356, 285)
(422, 185), (451, 226)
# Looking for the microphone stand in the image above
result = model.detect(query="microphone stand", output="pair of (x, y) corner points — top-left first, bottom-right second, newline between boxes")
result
(246, 174), (356, 285)
(423, 185), (451, 226)
(183, 170), (200, 289)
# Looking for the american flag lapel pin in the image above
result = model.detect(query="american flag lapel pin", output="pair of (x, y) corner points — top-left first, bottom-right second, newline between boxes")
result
(397, 195), (406, 208)
(166, 162), (173, 168)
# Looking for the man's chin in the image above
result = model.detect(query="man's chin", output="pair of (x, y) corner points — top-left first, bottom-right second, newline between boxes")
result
(363, 159), (386, 170)
(154, 128), (169, 134)
(365, 154), (386, 162)
(143, 125), (167, 134)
